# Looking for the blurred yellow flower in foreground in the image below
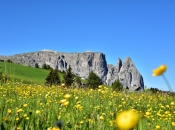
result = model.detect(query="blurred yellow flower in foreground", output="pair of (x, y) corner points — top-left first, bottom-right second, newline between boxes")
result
(172, 122), (175, 126)
(152, 64), (173, 92)
(152, 64), (166, 76)
(116, 109), (139, 130)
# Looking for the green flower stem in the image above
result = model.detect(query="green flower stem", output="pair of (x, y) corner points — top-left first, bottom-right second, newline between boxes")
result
(162, 74), (173, 92)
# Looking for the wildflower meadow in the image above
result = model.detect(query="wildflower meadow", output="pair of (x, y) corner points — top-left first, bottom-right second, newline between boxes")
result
(0, 83), (175, 130)
(0, 64), (175, 130)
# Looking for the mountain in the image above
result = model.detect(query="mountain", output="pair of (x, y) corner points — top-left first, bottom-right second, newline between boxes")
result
(0, 50), (144, 91)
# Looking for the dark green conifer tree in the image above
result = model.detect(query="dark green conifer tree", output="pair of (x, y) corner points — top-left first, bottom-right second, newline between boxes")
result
(63, 65), (74, 87)
(45, 69), (60, 87)
(86, 71), (102, 89)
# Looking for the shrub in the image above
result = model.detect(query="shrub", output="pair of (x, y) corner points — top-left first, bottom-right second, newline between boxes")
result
(35, 63), (39, 68)
(42, 63), (51, 70)
(6, 59), (13, 63)
(149, 87), (160, 93)
(112, 78), (123, 92)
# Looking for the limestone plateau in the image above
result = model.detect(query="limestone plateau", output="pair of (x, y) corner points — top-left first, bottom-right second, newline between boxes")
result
(0, 50), (144, 91)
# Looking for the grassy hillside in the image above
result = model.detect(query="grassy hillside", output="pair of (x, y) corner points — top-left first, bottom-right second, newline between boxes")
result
(0, 61), (65, 84)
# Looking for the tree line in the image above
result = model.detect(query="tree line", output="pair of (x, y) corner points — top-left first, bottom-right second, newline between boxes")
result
(44, 64), (124, 91)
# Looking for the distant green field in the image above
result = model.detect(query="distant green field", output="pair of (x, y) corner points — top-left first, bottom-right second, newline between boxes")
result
(0, 61), (64, 84)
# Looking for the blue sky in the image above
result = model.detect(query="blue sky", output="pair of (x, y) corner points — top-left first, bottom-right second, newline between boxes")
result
(0, 1), (175, 91)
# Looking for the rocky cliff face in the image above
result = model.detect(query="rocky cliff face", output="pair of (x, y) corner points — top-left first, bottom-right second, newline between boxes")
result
(118, 57), (144, 91)
(0, 50), (144, 90)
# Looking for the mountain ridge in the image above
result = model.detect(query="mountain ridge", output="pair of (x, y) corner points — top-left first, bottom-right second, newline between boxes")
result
(0, 50), (144, 91)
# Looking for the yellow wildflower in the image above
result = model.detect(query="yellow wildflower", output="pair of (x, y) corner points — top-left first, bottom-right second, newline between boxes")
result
(80, 120), (84, 124)
(116, 109), (139, 130)
(60, 99), (67, 104)
(52, 127), (60, 130)
(98, 85), (103, 89)
(170, 102), (174, 106)
(152, 64), (166, 76)
(61, 83), (65, 87)
(16, 117), (19, 121)
(172, 122), (175, 126)
(36, 110), (41, 114)
(64, 94), (71, 99)
(100, 116), (104, 120)
(156, 125), (160, 129)
(47, 127), (60, 130)
(109, 120), (113, 126)
(7, 109), (12, 114)
(23, 104), (28, 107)
(62, 101), (69, 106)
(24, 114), (27, 117)
(16, 127), (21, 130)
(17, 109), (23, 113)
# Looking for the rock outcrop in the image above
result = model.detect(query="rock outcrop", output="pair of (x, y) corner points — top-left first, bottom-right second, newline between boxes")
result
(118, 57), (144, 91)
(0, 50), (144, 90)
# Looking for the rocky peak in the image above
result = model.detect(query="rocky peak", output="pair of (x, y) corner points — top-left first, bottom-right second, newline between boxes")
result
(116, 58), (122, 73)
(0, 51), (144, 91)
(118, 57), (144, 91)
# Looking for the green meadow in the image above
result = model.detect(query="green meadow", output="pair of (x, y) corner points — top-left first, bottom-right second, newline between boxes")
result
(0, 61), (65, 84)
(0, 61), (175, 130)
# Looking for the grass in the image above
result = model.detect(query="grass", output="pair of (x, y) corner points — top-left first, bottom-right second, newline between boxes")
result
(0, 61), (65, 84)
(0, 83), (175, 130)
